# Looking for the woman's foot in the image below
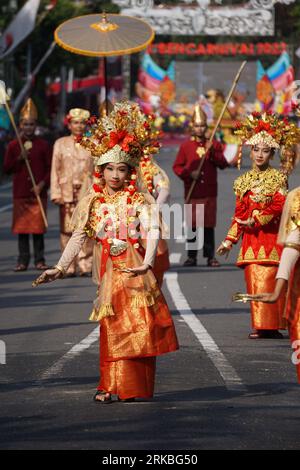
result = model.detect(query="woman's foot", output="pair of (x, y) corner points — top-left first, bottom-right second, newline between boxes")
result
(248, 329), (284, 339)
(248, 330), (263, 339)
(14, 263), (27, 272)
(93, 390), (112, 404)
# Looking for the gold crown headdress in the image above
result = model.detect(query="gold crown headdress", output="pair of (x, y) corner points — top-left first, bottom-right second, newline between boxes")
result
(78, 101), (161, 168)
(190, 104), (207, 126)
(20, 98), (38, 121)
(66, 108), (90, 122)
(234, 111), (300, 169)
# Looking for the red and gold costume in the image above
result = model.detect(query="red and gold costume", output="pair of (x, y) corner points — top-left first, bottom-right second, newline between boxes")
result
(223, 111), (300, 333)
(275, 188), (300, 382)
(173, 105), (228, 264)
(225, 167), (287, 330)
(4, 98), (52, 269)
(53, 102), (178, 400)
(139, 154), (170, 286)
(173, 137), (228, 227)
(4, 135), (51, 234)
(51, 109), (94, 275)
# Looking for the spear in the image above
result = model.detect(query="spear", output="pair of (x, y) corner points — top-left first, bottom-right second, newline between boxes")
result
(185, 61), (247, 204)
(0, 83), (48, 227)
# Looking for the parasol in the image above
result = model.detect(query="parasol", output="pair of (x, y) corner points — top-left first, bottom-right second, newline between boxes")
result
(54, 13), (155, 112)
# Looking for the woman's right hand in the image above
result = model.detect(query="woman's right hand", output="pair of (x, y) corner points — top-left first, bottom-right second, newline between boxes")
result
(32, 268), (62, 287)
(216, 241), (232, 256)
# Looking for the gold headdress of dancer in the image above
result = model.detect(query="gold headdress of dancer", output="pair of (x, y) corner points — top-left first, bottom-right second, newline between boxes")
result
(234, 111), (300, 169)
(78, 101), (161, 168)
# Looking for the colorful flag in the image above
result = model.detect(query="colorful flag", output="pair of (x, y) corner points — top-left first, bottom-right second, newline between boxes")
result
(0, 0), (41, 59)
(256, 52), (294, 115)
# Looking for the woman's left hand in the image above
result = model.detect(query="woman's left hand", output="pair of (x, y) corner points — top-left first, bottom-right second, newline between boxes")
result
(250, 293), (279, 303)
(235, 217), (255, 228)
(127, 264), (150, 277)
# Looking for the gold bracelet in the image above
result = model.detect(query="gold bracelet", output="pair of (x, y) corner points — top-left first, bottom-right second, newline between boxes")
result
(284, 242), (300, 253)
(54, 264), (65, 276)
(222, 240), (232, 249)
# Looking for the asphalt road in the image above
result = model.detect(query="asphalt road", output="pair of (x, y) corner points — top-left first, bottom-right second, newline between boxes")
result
(0, 147), (300, 450)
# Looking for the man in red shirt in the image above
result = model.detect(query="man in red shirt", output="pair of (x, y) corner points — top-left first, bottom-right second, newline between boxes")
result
(173, 105), (229, 267)
(4, 99), (52, 271)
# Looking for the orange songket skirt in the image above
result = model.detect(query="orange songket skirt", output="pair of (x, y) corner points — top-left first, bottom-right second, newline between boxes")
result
(244, 264), (286, 330)
(285, 259), (300, 383)
(97, 251), (179, 400)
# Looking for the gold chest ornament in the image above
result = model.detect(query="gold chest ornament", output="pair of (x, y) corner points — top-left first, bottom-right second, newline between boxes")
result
(196, 146), (206, 159)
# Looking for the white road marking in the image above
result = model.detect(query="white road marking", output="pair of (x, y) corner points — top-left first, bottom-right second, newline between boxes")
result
(0, 203), (13, 213)
(165, 270), (246, 392)
(38, 327), (99, 382)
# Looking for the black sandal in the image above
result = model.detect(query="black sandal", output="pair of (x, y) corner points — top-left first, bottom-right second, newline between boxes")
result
(93, 390), (112, 404)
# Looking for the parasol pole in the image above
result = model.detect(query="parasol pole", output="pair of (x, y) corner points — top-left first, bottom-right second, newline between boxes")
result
(185, 61), (247, 204)
(103, 56), (109, 115)
(0, 85), (48, 227)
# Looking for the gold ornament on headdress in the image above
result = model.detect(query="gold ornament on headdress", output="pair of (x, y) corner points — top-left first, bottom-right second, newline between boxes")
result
(99, 99), (113, 118)
(68, 108), (90, 121)
(20, 98), (38, 121)
(234, 111), (300, 169)
(78, 101), (161, 168)
(191, 104), (207, 126)
(280, 145), (297, 176)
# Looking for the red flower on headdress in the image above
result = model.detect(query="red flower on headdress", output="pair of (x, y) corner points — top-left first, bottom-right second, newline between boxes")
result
(108, 130), (136, 152)
(254, 120), (275, 136)
(251, 111), (261, 118)
(234, 121), (242, 129)
(64, 116), (71, 126)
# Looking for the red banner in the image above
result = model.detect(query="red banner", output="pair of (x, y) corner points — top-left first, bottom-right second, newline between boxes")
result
(147, 42), (288, 57)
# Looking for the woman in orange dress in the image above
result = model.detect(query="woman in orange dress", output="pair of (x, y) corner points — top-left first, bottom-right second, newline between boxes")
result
(254, 187), (300, 382)
(217, 112), (300, 339)
(34, 102), (179, 403)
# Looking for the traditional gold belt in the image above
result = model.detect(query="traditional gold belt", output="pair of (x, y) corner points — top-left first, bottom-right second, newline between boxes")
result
(109, 238), (128, 256)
